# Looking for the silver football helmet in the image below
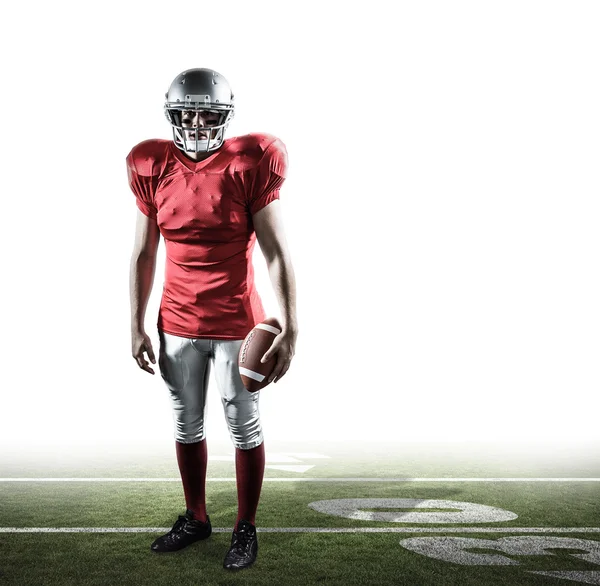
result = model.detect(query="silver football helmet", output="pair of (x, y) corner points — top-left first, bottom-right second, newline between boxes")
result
(164, 68), (235, 154)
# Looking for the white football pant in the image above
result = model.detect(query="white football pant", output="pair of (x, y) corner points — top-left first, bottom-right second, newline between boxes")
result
(157, 328), (264, 449)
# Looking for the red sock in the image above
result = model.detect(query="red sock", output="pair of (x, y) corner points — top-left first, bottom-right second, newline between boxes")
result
(175, 438), (208, 523)
(234, 442), (265, 530)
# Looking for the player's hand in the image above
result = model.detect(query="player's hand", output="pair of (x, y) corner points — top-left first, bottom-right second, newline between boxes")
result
(260, 326), (297, 384)
(131, 329), (157, 375)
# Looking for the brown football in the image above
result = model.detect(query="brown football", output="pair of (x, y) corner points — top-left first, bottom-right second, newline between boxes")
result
(238, 317), (282, 392)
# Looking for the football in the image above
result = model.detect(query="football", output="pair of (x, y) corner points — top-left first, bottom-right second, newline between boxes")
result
(238, 317), (282, 392)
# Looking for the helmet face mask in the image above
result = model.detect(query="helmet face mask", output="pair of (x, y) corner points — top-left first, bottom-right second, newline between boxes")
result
(167, 108), (232, 153)
(164, 68), (235, 154)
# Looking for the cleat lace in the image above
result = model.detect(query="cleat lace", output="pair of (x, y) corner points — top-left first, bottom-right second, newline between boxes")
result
(231, 525), (255, 554)
(165, 516), (188, 542)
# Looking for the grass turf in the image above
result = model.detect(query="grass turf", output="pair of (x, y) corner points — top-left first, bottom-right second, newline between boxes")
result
(1, 440), (599, 585)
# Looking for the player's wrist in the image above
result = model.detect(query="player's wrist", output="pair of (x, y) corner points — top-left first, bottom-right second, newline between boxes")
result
(131, 322), (146, 335)
(281, 322), (298, 336)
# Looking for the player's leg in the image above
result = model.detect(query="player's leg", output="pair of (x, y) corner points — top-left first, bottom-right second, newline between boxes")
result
(151, 329), (212, 553)
(212, 338), (264, 570)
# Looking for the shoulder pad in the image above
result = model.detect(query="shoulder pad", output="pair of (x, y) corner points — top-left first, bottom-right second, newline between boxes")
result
(126, 139), (171, 176)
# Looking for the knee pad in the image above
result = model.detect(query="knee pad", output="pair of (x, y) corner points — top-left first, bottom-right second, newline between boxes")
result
(222, 395), (264, 449)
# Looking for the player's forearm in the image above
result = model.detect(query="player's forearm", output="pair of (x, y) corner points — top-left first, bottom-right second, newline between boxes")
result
(130, 253), (157, 333)
(265, 253), (298, 333)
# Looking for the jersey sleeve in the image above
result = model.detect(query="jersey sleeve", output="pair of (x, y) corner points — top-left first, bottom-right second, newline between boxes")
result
(248, 137), (288, 215)
(126, 151), (158, 220)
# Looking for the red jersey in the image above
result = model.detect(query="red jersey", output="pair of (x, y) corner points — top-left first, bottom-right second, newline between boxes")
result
(126, 133), (288, 340)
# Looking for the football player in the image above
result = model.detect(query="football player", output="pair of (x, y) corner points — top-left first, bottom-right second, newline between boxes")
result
(127, 68), (298, 571)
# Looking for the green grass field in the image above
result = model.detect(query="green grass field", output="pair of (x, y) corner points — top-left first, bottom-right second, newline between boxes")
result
(1, 440), (599, 585)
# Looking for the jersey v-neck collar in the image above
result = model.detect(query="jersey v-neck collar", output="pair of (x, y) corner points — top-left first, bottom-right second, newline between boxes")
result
(168, 141), (222, 172)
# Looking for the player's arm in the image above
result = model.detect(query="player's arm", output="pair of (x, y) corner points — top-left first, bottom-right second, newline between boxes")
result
(252, 200), (298, 383)
(129, 209), (161, 373)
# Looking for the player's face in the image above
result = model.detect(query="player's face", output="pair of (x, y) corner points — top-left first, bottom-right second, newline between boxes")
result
(180, 109), (221, 142)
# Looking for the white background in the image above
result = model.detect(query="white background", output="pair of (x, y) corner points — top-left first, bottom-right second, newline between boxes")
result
(0, 0), (598, 455)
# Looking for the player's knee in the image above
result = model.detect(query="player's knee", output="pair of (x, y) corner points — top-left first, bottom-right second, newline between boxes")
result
(225, 410), (262, 449)
(173, 416), (206, 443)
(176, 432), (206, 443)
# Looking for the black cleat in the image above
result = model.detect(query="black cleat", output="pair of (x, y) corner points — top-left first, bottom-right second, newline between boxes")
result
(223, 519), (258, 571)
(151, 510), (211, 553)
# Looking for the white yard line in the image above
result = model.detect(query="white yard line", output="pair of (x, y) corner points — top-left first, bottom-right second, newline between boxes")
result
(1, 477), (600, 482)
(1, 527), (600, 534)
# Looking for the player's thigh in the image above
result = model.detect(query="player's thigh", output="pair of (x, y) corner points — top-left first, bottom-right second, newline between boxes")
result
(211, 339), (253, 402)
(158, 329), (211, 411)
